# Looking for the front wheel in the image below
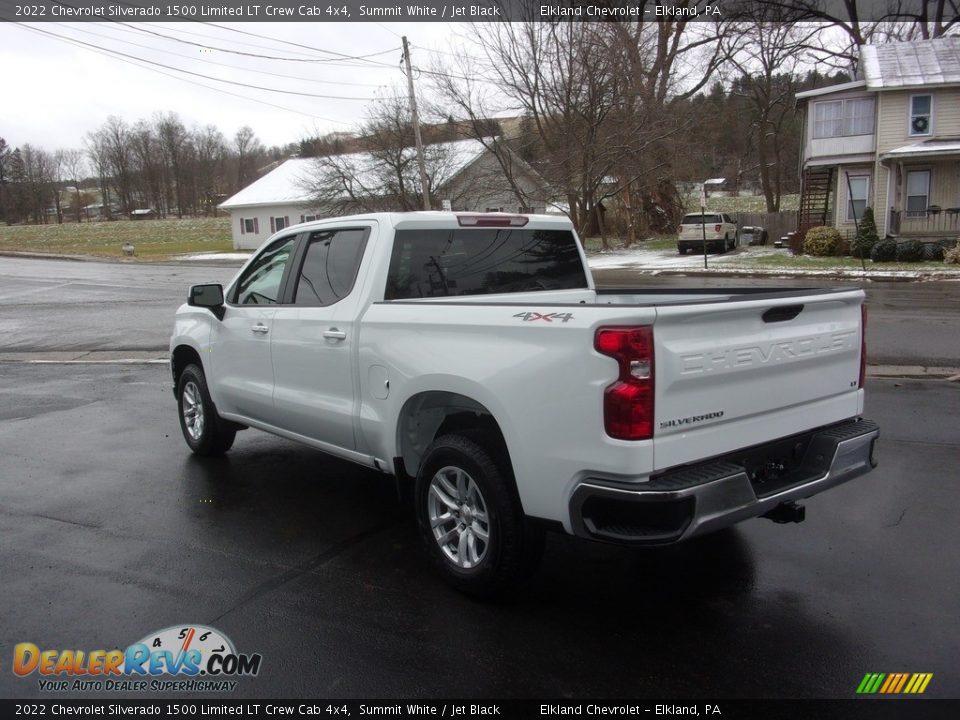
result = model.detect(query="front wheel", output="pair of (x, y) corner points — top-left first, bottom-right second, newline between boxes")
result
(415, 433), (543, 597)
(177, 363), (236, 456)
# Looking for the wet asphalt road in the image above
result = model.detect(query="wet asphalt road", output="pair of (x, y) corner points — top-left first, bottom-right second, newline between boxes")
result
(0, 256), (958, 365)
(0, 363), (958, 700)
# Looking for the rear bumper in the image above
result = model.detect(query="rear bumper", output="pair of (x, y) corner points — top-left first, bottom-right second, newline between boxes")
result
(569, 418), (879, 545)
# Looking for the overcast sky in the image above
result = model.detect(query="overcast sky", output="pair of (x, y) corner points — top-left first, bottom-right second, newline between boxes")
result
(0, 21), (464, 153)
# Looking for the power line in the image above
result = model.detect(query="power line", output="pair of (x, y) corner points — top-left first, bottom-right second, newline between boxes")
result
(203, 22), (400, 64)
(376, 23), (404, 40)
(49, 1), (399, 64)
(6, 22), (350, 125)
(12, 23), (377, 101)
(118, 21), (397, 66)
(55, 23), (389, 88)
(106, 20), (344, 58)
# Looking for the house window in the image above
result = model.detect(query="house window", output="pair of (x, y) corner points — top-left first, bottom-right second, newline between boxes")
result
(813, 98), (875, 138)
(486, 207), (503, 213)
(905, 170), (930, 217)
(271, 216), (290, 233)
(847, 99), (874, 135)
(813, 101), (843, 138)
(909, 95), (932, 136)
(243, 218), (257, 234)
(847, 176), (869, 222)
(519, 206), (535, 214)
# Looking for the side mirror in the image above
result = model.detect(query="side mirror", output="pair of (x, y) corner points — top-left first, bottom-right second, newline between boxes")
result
(188, 284), (225, 320)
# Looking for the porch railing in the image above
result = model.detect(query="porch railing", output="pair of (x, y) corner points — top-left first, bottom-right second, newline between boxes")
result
(890, 208), (960, 236)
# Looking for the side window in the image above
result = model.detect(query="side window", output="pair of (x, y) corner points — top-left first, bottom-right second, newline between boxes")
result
(293, 228), (369, 306)
(233, 235), (297, 305)
(910, 95), (932, 136)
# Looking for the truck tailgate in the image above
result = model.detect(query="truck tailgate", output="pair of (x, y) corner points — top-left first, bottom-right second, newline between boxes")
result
(652, 289), (864, 471)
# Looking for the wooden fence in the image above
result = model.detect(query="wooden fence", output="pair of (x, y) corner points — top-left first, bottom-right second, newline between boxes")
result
(733, 211), (798, 243)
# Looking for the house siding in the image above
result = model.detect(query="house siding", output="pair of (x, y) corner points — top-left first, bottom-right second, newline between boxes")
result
(440, 152), (547, 213)
(876, 88), (960, 152)
(230, 203), (313, 250)
(873, 163), (892, 237)
(874, 87), (960, 237)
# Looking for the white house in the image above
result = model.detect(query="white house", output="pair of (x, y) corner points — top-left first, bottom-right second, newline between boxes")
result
(219, 138), (549, 250)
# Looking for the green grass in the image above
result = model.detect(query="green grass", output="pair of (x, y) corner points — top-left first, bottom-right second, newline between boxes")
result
(0, 218), (232, 260)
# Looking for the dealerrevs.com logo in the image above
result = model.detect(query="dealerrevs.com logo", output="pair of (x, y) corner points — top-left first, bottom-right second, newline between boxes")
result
(13, 625), (262, 693)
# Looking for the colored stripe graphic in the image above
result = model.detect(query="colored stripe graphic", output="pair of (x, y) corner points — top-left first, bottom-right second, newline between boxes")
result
(857, 672), (932, 694)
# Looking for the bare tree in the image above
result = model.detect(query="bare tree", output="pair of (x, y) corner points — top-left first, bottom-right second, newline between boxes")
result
(84, 131), (112, 220)
(755, 1), (960, 71)
(0, 137), (9, 224)
(155, 113), (193, 218)
(20, 144), (55, 224)
(194, 125), (227, 216)
(99, 116), (135, 214)
(234, 126), (265, 189)
(724, 13), (821, 211)
(430, 13), (730, 245)
(303, 89), (474, 213)
(58, 149), (87, 223)
(130, 120), (165, 216)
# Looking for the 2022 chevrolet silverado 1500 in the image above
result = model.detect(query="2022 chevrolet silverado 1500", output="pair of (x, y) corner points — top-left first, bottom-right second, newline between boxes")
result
(171, 212), (878, 596)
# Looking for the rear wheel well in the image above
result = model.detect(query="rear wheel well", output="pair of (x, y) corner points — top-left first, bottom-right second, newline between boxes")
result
(396, 392), (513, 486)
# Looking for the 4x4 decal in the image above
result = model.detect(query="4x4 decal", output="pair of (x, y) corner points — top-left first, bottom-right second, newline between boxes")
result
(513, 312), (574, 323)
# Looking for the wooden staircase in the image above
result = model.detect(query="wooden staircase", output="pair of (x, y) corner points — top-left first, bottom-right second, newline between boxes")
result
(798, 166), (834, 231)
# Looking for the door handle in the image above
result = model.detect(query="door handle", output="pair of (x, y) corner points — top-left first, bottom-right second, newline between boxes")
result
(250, 324), (269, 334)
(323, 328), (347, 341)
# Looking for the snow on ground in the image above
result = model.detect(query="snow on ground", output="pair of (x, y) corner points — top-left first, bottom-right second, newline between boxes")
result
(587, 246), (960, 280)
(176, 252), (253, 262)
(587, 245), (785, 270)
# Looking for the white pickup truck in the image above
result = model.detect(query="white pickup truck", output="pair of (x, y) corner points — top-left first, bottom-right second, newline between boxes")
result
(170, 212), (878, 596)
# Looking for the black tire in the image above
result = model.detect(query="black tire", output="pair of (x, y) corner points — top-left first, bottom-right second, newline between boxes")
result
(176, 363), (236, 456)
(414, 432), (543, 598)
(678, 246), (686, 255)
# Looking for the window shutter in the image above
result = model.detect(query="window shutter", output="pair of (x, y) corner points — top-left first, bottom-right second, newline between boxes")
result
(285, 216), (290, 227)
(254, 217), (259, 234)
(240, 218), (245, 235)
(300, 215), (305, 223)
(270, 217), (275, 233)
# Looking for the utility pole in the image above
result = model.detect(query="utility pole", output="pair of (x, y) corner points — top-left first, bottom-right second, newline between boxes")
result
(402, 35), (431, 211)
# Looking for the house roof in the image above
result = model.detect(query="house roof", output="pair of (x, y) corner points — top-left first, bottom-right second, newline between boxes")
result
(795, 80), (867, 101)
(861, 37), (960, 90)
(880, 139), (960, 161)
(220, 138), (491, 210)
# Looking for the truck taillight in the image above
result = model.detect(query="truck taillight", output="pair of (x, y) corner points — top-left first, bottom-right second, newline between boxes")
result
(714, 224), (722, 232)
(594, 326), (655, 440)
(859, 305), (867, 388)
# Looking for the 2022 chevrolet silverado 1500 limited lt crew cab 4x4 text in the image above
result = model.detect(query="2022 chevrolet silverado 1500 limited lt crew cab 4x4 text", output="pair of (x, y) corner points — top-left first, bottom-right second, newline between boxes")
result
(171, 212), (879, 596)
